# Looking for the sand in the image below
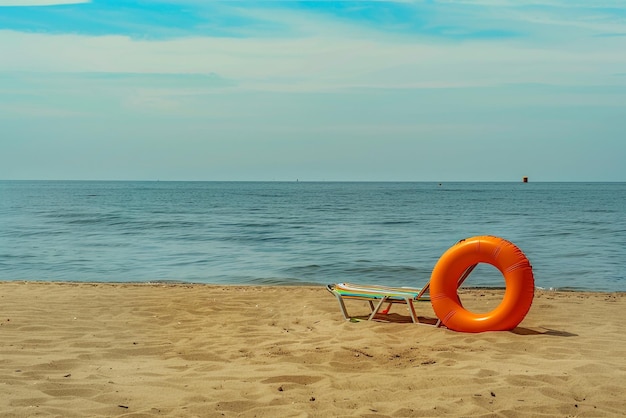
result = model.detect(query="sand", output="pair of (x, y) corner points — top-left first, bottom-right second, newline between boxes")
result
(1, 282), (625, 417)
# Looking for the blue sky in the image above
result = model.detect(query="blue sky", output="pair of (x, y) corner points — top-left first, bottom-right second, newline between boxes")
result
(1, 1), (625, 181)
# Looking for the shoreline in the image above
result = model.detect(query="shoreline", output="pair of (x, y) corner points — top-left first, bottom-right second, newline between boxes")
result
(1, 282), (625, 417)
(2, 280), (623, 294)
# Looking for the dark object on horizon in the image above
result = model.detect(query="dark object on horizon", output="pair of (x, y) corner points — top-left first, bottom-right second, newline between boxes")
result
(522, 176), (528, 183)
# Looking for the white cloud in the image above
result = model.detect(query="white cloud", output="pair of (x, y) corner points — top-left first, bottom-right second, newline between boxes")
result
(2, 28), (625, 92)
(0, 0), (88, 5)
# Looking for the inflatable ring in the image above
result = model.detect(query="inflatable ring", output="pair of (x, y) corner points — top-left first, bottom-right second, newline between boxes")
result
(430, 236), (534, 333)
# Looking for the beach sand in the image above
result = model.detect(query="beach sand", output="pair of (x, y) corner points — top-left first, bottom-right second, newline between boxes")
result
(1, 282), (625, 417)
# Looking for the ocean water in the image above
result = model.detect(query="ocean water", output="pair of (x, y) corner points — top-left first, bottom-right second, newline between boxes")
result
(1, 181), (624, 292)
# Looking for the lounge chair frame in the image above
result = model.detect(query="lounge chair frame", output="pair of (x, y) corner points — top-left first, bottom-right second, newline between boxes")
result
(326, 264), (476, 326)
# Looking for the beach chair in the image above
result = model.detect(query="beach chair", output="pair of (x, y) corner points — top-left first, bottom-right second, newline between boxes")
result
(326, 265), (476, 325)
(326, 282), (433, 324)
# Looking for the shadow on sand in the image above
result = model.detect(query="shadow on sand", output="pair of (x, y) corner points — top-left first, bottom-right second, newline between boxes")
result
(350, 314), (578, 337)
(511, 327), (578, 337)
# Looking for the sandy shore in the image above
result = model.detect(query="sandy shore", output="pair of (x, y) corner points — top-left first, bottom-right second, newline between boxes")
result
(1, 282), (625, 417)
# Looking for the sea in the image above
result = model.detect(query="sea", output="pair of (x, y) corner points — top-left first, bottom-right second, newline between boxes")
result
(1, 181), (624, 292)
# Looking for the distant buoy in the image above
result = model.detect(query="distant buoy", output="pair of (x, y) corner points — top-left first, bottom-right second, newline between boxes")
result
(522, 176), (528, 183)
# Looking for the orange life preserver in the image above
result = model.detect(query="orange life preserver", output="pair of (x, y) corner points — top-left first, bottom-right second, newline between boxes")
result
(429, 236), (534, 333)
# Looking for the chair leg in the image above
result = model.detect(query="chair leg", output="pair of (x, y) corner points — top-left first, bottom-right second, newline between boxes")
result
(368, 298), (388, 321)
(407, 299), (418, 323)
(333, 294), (351, 320)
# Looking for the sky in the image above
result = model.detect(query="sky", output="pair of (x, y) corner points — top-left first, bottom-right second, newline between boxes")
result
(1, 1), (625, 181)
